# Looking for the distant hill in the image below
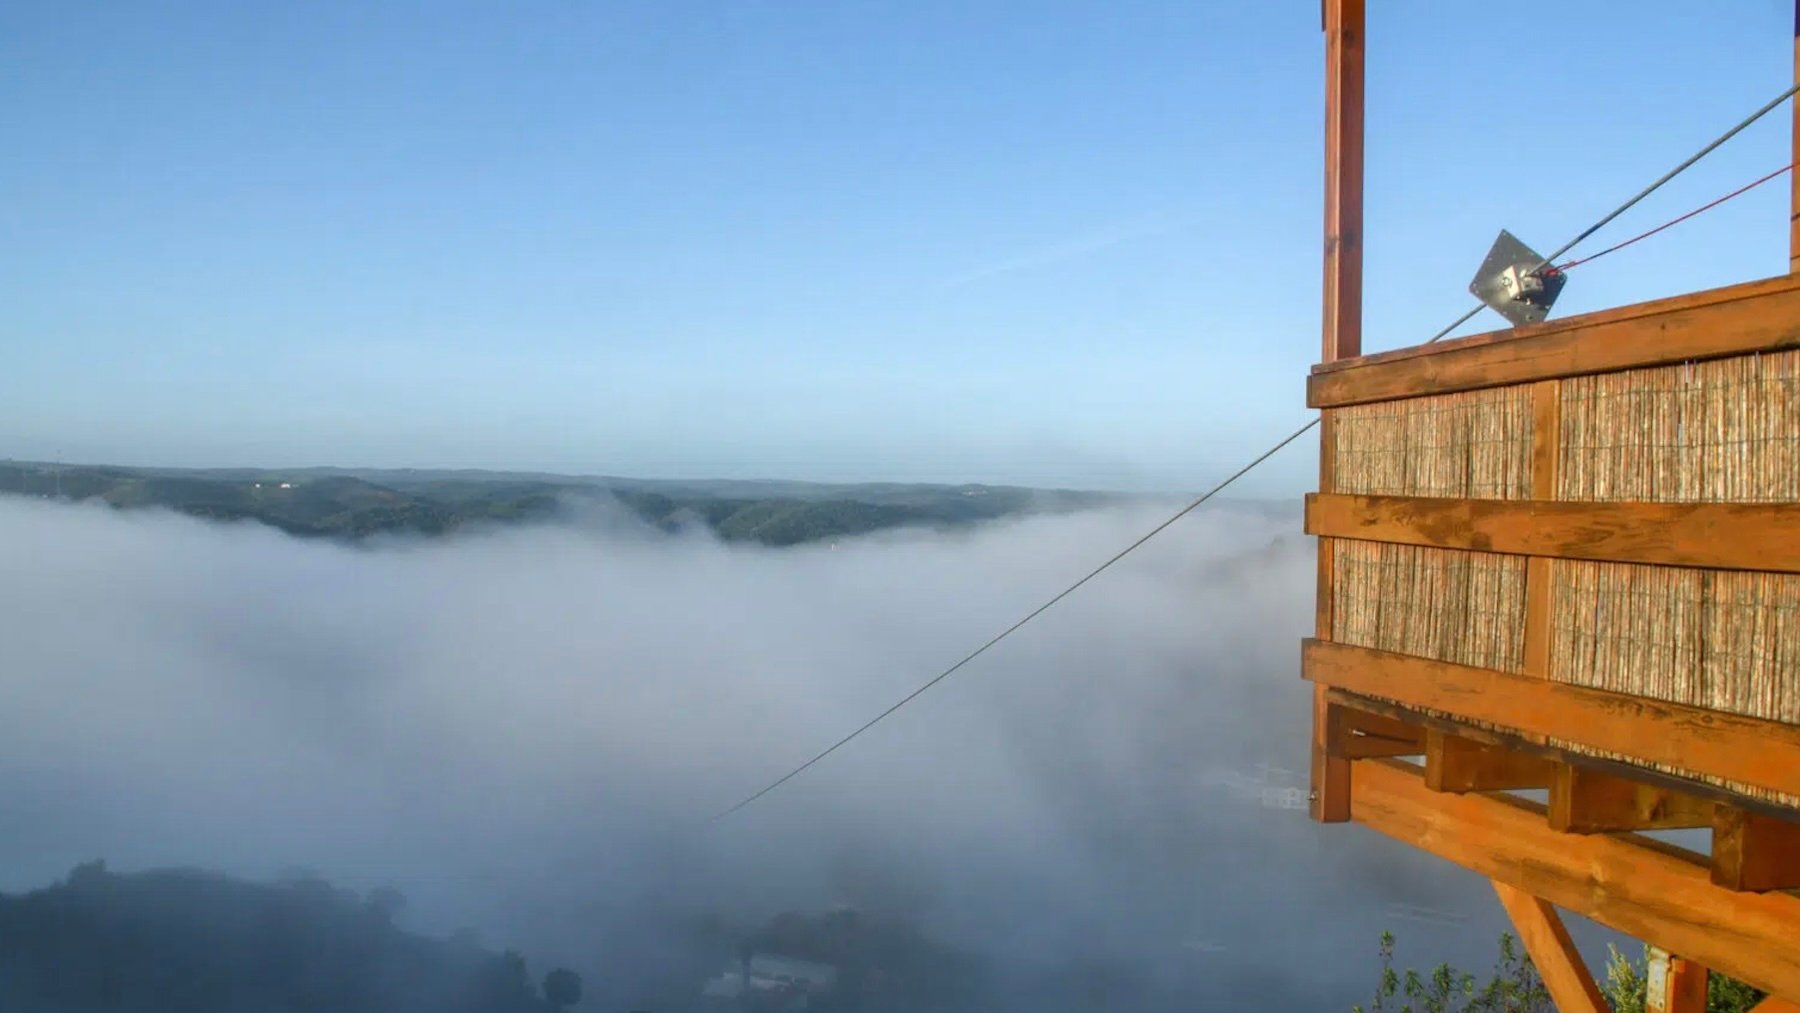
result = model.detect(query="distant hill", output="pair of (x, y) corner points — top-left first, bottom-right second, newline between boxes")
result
(0, 461), (1122, 546)
(0, 863), (574, 1013)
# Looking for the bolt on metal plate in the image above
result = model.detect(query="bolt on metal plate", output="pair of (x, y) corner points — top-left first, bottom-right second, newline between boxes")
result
(1469, 229), (1566, 327)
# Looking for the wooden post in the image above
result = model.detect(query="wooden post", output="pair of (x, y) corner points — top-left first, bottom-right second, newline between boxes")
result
(1311, 0), (1365, 824)
(1523, 379), (1562, 678)
(1322, 0), (1365, 363)
(1791, 0), (1800, 271)
(1646, 948), (1709, 1013)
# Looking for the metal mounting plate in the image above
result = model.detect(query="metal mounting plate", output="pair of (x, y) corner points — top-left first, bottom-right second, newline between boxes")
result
(1469, 230), (1566, 327)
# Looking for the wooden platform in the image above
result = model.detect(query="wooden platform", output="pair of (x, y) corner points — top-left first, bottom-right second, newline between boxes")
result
(1307, 5), (1800, 1007)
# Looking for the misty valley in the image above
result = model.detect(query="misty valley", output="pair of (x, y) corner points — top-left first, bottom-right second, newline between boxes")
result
(0, 489), (1561, 1011)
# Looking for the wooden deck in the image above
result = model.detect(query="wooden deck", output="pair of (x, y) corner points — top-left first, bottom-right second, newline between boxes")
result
(1308, 5), (1800, 1007)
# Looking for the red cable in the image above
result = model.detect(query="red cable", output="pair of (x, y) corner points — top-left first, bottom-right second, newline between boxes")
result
(1551, 162), (1795, 274)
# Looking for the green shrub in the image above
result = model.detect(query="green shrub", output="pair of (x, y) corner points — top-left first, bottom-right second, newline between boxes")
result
(1357, 933), (1766, 1013)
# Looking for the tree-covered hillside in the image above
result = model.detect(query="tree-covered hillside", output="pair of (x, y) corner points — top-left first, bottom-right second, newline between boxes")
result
(0, 461), (1119, 546)
(0, 863), (579, 1013)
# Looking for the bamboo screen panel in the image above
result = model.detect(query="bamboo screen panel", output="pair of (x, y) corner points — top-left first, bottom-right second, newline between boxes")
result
(1551, 559), (1800, 808)
(1331, 540), (1527, 672)
(1330, 386), (1534, 499)
(1559, 350), (1800, 502)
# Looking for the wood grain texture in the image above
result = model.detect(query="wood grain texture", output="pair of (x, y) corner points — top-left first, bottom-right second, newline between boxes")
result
(1330, 707), (1426, 759)
(1524, 380), (1561, 679)
(1424, 730), (1554, 793)
(1791, 2), (1799, 272)
(1311, 687), (1351, 823)
(1646, 951), (1709, 1013)
(1303, 639), (1800, 800)
(1327, 687), (1800, 822)
(1350, 758), (1800, 1001)
(1321, 0), (1363, 363)
(1713, 807), (1800, 892)
(1308, 274), (1800, 406)
(1305, 493), (1800, 574)
(1313, 274), (1800, 375)
(1491, 881), (1607, 1013)
(1550, 765), (1715, 833)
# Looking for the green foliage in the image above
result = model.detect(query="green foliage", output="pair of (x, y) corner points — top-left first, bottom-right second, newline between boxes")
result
(1599, 944), (1765, 1013)
(0, 461), (1113, 546)
(1363, 934), (1769, 1013)
(1603, 945), (1647, 1013)
(1355, 931), (1552, 1013)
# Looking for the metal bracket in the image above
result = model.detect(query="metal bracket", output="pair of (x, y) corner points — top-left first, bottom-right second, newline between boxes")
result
(1469, 230), (1566, 327)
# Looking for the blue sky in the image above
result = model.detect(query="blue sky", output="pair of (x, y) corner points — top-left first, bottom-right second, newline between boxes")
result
(2, 1), (1795, 493)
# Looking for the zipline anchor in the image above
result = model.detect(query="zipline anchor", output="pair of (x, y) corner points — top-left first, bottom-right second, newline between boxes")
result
(1469, 230), (1566, 326)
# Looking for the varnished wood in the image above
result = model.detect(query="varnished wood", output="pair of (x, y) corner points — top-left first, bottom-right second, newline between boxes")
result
(1321, 0), (1364, 363)
(1524, 380), (1561, 679)
(1305, 493), (1800, 574)
(1303, 639), (1800, 800)
(1338, 730), (1424, 759)
(1791, 0), (1799, 271)
(1550, 765), (1714, 834)
(1312, 691), (1352, 822)
(1311, 0), (1360, 823)
(1713, 807), (1800, 892)
(1646, 950), (1709, 1013)
(1350, 758), (1800, 1001)
(1315, 413), (1337, 645)
(1330, 706), (1426, 758)
(1530, 379), (1562, 500)
(1327, 687), (1800, 823)
(1523, 557), (1555, 675)
(1752, 996), (1800, 1012)
(1311, 273), (1800, 375)
(1307, 274), (1800, 406)
(1491, 881), (1607, 1013)
(1424, 730), (1554, 793)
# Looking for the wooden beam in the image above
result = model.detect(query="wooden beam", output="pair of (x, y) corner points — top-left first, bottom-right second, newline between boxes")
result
(1713, 807), (1800, 892)
(1328, 687), (1800, 823)
(1646, 949), (1710, 1013)
(1330, 706), (1426, 758)
(1349, 758), (1800, 1000)
(1314, 273), (1800, 376)
(1491, 881), (1607, 1013)
(1307, 274), (1800, 406)
(1752, 996), (1800, 1012)
(1321, 0), (1364, 363)
(1303, 639), (1800, 800)
(1304, 493), (1800, 574)
(1424, 730), (1554, 793)
(1550, 765), (1715, 834)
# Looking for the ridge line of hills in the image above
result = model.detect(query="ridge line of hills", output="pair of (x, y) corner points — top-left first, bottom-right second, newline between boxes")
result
(0, 459), (1129, 546)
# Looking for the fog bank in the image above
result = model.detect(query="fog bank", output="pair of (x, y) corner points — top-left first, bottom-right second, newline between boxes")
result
(0, 496), (1534, 1009)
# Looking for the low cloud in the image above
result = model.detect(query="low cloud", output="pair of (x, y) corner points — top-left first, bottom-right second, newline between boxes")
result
(0, 496), (1531, 1009)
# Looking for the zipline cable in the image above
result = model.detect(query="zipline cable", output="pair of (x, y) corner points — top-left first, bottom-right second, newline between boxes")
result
(706, 81), (1800, 825)
(1553, 162), (1795, 273)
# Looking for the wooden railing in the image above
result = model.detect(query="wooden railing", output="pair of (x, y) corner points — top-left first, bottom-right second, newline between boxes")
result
(1306, 272), (1800, 819)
